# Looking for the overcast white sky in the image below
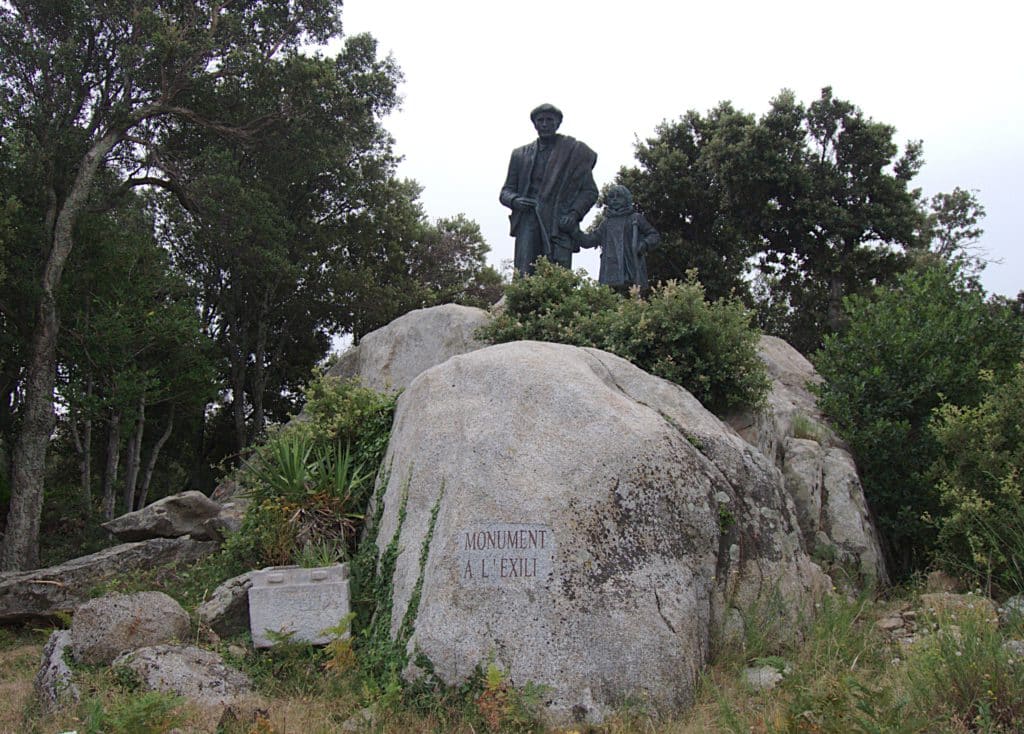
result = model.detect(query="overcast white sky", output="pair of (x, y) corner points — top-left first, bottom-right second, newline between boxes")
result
(337, 0), (1022, 298)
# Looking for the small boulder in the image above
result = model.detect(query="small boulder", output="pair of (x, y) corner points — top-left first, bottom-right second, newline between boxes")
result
(743, 664), (785, 691)
(196, 571), (256, 638)
(999, 594), (1024, 628)
(71, 591), (191, 665)
(201, 500), (246, 542)
(1003, 639), (1024, 659)
(102, 490), (222, 541)
(113, 644), (253, 706)
(34, 630), (79, 713)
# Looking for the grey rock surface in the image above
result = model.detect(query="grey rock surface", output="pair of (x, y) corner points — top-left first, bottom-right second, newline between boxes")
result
(113, 644), (253, 706)
(0, 537), (217, 622)
(373, 340), (828, 724)
(743, 665), (785, 691)
(728, 335), (888, 587)
(201, 499), (245, 542)
(1000, 594), (1024, 628)
(327, 303), (489, 393)
(71, 591), (191, 665)
(102, 490), (223, 541)
(196, 571), (256, 638)
(1003, 639), (1024, 658)
(782, 438), (887, 585)
(34, 630), (79, 713)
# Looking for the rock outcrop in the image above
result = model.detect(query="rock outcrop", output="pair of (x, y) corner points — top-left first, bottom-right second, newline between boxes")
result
(327, 303), (489, 393)
(71, 591), (192, 665)
(372, 341), (828, 724)
(729, 335), (888, 586)
(102, 490), (223, 541)
(0, 537), (217, 622)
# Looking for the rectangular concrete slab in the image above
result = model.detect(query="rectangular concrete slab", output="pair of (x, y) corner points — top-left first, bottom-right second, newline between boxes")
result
(248, 563), (350, 648)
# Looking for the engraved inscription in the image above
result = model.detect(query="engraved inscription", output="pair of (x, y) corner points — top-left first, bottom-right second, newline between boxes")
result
(457, 522), (555, 587)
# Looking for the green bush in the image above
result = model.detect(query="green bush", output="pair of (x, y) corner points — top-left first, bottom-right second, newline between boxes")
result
(931, 364), (1024, 594)
(814, 265), (1022, 576)
(479, 260), (768, 413)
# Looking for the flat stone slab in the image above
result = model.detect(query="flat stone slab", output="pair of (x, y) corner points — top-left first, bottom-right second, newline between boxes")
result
(0, 537), (218, 622)
(248, 564), (351, 648)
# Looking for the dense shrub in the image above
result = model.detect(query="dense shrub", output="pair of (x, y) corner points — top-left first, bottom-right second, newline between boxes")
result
(223, 373), (397, 571)
(931, 364), (1024, 593)
(479, 260), (768, 413)
(814, 265), (1022, 576)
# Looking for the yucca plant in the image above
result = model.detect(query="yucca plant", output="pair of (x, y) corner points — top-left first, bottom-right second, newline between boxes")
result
(247, 433), (315, 502)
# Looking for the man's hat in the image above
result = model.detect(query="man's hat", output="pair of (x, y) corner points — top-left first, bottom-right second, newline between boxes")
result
(530, 103), (563, 123)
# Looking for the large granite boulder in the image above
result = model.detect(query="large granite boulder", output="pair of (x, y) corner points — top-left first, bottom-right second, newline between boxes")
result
(102, 490), (223, 541)
(372, 341), (828, 725)
(71, 591), (192, 665)
(327, 303), (489, 393)
(0, 537), (218, 622)
(113, 644), (254, 706)
(728, 336), (888, 586)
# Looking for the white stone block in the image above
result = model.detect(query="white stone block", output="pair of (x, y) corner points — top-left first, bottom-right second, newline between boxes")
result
(248, 563), (350, 648)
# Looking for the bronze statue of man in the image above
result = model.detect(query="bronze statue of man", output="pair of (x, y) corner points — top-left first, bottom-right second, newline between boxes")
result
(500, 104), (598, 275)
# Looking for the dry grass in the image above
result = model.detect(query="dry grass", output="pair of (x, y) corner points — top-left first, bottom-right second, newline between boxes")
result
(0, 636), (45, 734)
(4, 591), (1024, 733)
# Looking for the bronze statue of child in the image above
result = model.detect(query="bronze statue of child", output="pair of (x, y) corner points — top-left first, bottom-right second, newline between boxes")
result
(573, 185), (659, 293)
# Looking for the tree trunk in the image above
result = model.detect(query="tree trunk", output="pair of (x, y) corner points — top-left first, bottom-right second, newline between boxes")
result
(2, 295), (58, 570)
(101, 409), (122, 521)
(122, 394), (145, 513)
(1, 130), (121, 571)
(229, 326), (249, 454)
(251, 298), (270, 442)
(69, 377), (94, 515)
(137, 404), (174, 509)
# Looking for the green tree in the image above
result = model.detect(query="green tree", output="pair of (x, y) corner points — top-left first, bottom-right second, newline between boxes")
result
(404, 214), (504, 311)
(160, 46), (498, 454)
(919, 186), (988, 275)
(814, 265), (1022, 576)
(620, 88), (928, 354)
(0, 0), (341, 570)
(617, 103), (761, 302)
(59, 192), (216, 519)
(747, 88), (928, 352)
(159, 37), (406, 452)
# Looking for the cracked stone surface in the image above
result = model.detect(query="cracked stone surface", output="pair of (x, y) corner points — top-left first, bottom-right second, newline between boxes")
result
(374, 340), (827, 725)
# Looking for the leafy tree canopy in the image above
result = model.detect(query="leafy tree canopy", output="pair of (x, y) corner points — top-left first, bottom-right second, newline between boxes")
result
(814, 264), (1023, 576)
(619, 87), (931, 354)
